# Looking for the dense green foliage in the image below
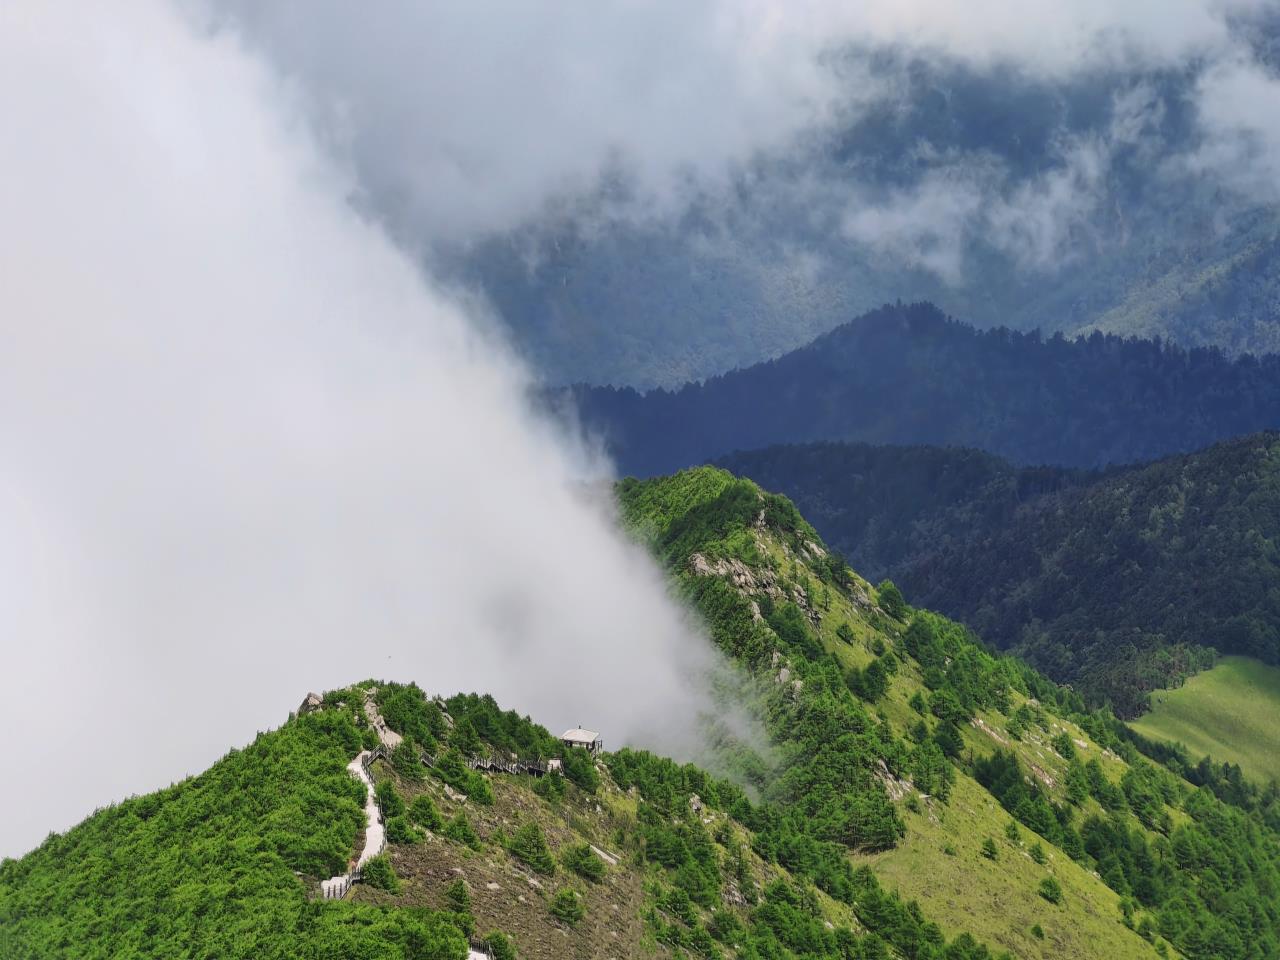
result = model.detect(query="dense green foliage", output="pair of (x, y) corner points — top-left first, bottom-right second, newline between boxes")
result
(483, 931), (516, 960)
(561, 843), (605, 882)
(361, 854), (400, 894)
(408, 793), (443, 832)
(611, 746), (1012, 960)
(722, 434), (1280, 715)
(11, 469), (1280, 959)
(377, 684), (448, 752)
(902, 433), (1280, 715)
(0, 709), (466, 958)
(616, 471), (1032, 958)
(548, 888), (584, 927)
(442, 693), (559, 761)
(572, 302), (1280, 476)
(431, 749), (494, 805)
(441, 812), (481, 851)
(507, 822), (555, 876)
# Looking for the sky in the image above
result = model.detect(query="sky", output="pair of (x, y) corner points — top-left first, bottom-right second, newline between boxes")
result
(2, 0), (1278, 858)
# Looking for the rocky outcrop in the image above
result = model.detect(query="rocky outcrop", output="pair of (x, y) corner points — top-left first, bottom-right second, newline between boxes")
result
(363, 691), (403, 748)
(688, 550), (819, 625)
(970, 716), (1009, 746)
(875, 759), (915, 802)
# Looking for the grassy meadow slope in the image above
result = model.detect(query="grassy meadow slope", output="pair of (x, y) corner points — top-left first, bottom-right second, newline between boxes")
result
(1131, 657), (1280, 787)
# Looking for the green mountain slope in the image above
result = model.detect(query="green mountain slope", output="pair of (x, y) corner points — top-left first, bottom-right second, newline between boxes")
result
(720, 433), (1280, 717)
(1131, 657), (1280, 787)
(1074, 227), (1280, 360)
(5, 471), (1280, 959)
(618, 468), (1280, 960)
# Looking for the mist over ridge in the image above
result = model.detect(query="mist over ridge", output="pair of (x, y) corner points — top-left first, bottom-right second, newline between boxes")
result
(0, 0), (740, 857)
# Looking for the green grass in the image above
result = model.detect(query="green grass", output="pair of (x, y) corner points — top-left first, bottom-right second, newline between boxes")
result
(1130, 656), (1280, 785)
(859, 775), (1166, 960)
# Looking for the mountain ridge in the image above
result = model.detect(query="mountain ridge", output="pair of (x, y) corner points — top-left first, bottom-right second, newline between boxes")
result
(718, 433), (1280, 717)
(567, 302), (1280, 476)
(6, 472), (1280, 959)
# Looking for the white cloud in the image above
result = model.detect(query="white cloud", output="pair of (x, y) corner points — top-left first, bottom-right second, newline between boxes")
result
(198, 0), (1280, 289)
(202, 0), (854, 246)
(0, 0), (741, 857)
(1192, 56), (1280, 203)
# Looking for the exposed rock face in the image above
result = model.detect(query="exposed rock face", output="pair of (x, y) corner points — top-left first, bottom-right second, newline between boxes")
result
(1028, 762), (1057, 790)
(875, 759), (915, 802)
(589, 845), (619, 866)
(723, 883), (749, 908)
(688, 552), (773, 595)
(362, 691), (403, 748)
(803, 540), (827, 559)
(688, 550), (820, 624)
(298, 692), (324, 715)
(970, 716), (1009, 747)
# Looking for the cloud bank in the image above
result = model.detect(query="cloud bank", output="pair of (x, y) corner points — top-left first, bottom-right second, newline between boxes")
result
(5, 0), (1279, 859)
(207, 0), (1280, 281)
(0, 1), (736, 857)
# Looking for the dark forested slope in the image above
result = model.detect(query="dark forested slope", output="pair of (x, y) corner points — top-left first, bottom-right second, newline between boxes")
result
(720, 434), (1280, 716)
(716, 442), (1099, 582)
(569, 302), (1280, 476)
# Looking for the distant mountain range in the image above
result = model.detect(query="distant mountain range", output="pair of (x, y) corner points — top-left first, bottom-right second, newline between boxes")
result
(459, 60), (1280, 389)
(569, 302), (1280, 477)
(719, 433), (1280, 717)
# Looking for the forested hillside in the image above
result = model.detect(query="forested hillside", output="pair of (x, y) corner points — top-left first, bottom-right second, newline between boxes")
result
(716, 442), (1099, 582)
(8, 472), (1280, 959)
(568, 302), (1280, 476)
(720, 435), (1280, 717)
(617, 468), (1280, 959)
